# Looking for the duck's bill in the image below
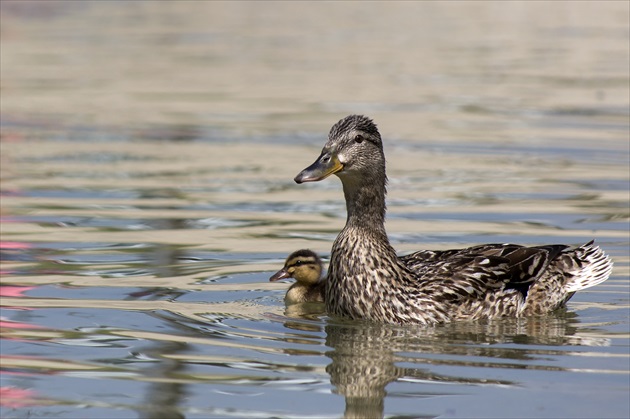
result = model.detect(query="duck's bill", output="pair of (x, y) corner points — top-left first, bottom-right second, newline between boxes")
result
(269, 268), (291, 282)
(294, 152), (343, 184)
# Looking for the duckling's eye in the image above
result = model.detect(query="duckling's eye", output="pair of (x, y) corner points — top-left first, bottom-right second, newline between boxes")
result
(294, 260), (304, 266)
(354, 135), (364, 144)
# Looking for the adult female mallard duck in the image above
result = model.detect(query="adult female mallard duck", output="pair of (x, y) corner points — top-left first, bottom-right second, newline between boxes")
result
(294, 115), (613, 325)
(270, 249), (326, 304)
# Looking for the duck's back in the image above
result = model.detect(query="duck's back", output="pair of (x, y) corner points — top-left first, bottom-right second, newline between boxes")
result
(400, 240), (613, 319)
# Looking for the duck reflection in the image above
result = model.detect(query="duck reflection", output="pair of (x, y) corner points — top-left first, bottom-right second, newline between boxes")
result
(325, 322), (405, 419)
(138, 340), (187, 419)
(323, 312), (601, 418)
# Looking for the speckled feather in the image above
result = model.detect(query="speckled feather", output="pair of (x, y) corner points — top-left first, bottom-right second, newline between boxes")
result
(297, 115), (614, 325)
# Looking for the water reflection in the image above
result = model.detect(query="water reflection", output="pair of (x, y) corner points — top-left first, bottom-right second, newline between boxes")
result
(323, 313), (604, 418)
(0, 288), (623, 418)
(138, 340), (188, 419)
(1, 1), (628, 417)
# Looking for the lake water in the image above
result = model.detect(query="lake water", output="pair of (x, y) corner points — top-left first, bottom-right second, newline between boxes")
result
(1, 2), (629, 418)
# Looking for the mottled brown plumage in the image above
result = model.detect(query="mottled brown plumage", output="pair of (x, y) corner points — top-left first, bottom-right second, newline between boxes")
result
(270, 249), (326, 304)
(294, 115), (613, 325)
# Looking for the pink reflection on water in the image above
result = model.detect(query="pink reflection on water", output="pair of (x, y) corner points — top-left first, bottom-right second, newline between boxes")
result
(0, 317), (43, 330)
(0, 286), (35, 298)
(0, 386), (40, 408)
(0, 286), (36, 311)
(0, 241), (30, 249)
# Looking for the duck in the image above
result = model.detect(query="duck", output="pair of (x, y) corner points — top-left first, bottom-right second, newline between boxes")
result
(270, 249), (326, 305)
(294, 114), (613, 325)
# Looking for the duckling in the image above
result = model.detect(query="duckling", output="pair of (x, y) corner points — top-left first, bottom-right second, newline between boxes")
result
(294, 115), (613, 325)
(270, 249), (326, 305)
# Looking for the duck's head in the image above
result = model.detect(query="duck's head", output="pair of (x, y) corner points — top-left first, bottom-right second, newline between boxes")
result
(269, 249), (323, 285)
(294, 115), (385, 185)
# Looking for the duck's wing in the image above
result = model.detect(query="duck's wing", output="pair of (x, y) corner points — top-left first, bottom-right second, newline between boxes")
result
(400, 244), (569, 299)
(401, 244), (567, 268)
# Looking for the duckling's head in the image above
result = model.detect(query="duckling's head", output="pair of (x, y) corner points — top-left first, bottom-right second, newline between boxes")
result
(294, 115), (385, 185)
(269, 249), (323, 285)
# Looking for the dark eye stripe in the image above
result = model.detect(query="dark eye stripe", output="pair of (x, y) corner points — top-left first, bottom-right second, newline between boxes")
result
(288, 257), (317, 268)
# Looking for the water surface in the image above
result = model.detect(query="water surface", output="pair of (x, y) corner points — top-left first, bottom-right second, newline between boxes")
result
(1, 2), (629, 418)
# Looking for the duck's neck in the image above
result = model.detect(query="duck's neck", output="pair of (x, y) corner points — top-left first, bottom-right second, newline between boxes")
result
(341, 174), (388, 240)
(328, 172), (410, 321)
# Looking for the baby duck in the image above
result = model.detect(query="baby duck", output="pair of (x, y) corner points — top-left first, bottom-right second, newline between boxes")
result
(270, 249), (326, 304)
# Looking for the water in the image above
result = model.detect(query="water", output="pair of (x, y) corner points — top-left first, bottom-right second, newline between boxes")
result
(1, 2), (629, 418)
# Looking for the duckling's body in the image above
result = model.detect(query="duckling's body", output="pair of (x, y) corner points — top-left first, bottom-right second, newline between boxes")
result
(270, 249), (325, 305)
(294, 115), (613, 325)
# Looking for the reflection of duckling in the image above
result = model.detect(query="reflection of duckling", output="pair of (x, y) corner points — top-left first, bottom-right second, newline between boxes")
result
(270, 250), (325, 304)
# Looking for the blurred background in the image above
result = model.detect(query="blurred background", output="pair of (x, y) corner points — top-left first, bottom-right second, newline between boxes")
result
(1, 2), (629, 418)
(3, 1), (628, 138)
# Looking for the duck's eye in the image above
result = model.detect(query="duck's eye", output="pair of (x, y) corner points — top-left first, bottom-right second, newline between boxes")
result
(294, 260), (304, 267)
(354, 135), (364, 144)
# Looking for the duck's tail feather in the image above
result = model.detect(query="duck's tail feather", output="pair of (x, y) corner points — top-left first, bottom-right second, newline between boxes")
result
(563, 241), (613, 293)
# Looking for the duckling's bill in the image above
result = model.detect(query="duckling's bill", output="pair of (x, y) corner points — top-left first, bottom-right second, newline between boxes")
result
(294, 150), (343, 183)
(269, 268), (291, 282)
